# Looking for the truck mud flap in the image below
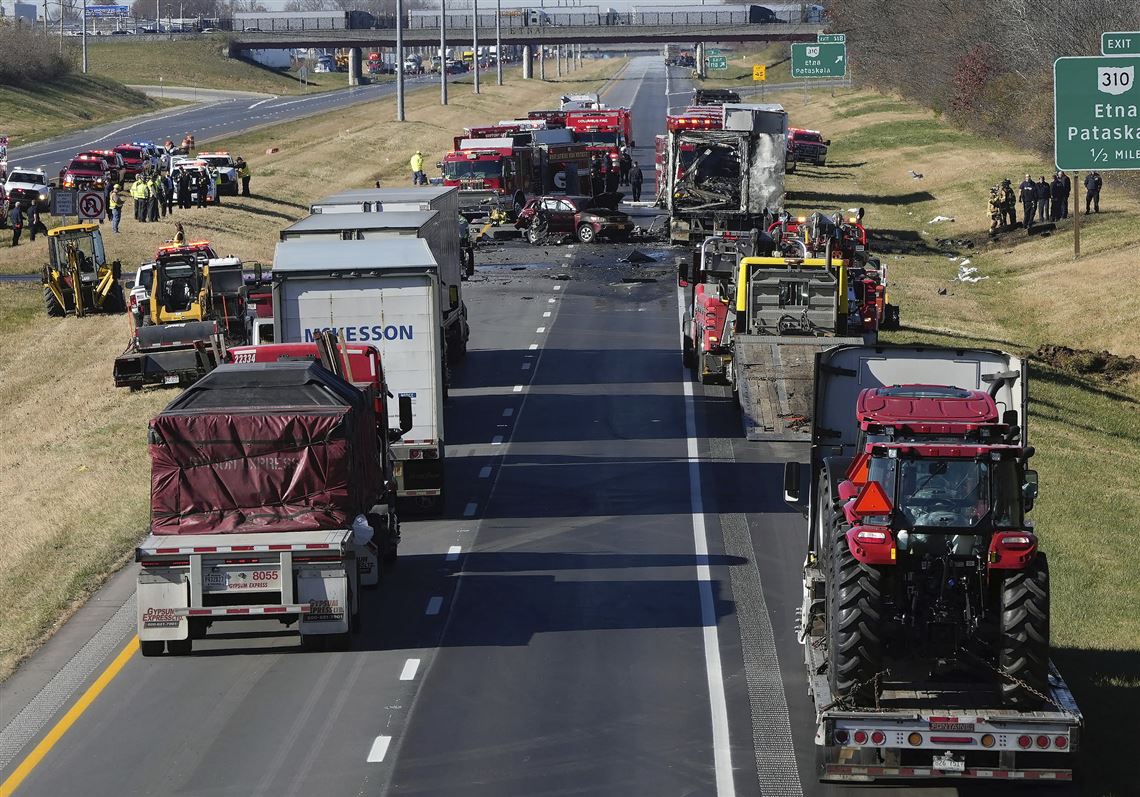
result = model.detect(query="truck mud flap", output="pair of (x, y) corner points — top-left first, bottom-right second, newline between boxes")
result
(113, 346), (217, 389)
(297, 565), (351, 636)
(138, 570), (190, 642)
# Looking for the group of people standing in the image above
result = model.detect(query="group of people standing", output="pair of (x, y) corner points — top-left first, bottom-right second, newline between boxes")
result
(589, 148), (643, 201)
(8, 201), (47, 247)
(989, 170), (1104, 234)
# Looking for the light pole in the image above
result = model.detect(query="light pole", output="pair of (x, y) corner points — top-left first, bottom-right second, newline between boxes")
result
(472, 0), (479, 94)
(395, 0), (405, 120)
(439, 0), (447, 105)
(495, 0), (502, 86)
(81, 0), (88, 74)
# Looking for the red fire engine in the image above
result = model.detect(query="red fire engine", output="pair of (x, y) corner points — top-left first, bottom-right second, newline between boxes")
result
(564, 108), (634, 165)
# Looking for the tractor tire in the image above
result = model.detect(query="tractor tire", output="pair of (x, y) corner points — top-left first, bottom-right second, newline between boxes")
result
(998, 552), (1050, 707)
(576, 224), (597, 244)
(828, 530), (885, 700)
(43, 286), (65, 317)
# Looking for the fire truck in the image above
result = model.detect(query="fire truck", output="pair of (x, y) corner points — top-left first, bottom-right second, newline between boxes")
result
(564, 109), (634, 166)
(441, 134), (591, 200)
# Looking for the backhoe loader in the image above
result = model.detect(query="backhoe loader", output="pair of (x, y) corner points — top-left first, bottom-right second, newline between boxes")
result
(42, 224), (125, 317)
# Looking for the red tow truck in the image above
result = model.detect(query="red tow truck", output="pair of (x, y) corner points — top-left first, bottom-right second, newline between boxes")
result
(564, 108), (634, 167)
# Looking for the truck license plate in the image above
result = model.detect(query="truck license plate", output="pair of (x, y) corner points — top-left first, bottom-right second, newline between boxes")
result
(163, 375), (179, 385)
(933, 754), (965, 773)
(203, 566), (280, 592)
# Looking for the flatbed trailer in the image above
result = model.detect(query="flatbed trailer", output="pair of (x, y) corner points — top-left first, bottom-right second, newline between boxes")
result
(799, 558), (1083, 783)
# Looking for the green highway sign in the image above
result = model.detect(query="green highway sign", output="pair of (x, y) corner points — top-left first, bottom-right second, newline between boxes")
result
(791, 42), (847, 78)
(817, 33), (846, 43)
(707, 48), (721, 55)
(1102, 32), (1140, 55)
(1054, 56), (1140, 171)
(707, 55), (728, 70)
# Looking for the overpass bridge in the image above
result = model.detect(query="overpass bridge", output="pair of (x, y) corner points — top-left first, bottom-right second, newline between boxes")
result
(228, 23), (823, 52)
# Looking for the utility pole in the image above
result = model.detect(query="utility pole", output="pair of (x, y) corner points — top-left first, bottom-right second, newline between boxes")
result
(472, 0), (479, 94)
(495, 0), (502, 86)
(395, 0), (405, 120)
(439, 0), (447, 104)
(81, 0), (87, 73)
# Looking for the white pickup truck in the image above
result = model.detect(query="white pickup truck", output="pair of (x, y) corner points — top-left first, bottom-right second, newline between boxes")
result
(4, 166), (53, 209)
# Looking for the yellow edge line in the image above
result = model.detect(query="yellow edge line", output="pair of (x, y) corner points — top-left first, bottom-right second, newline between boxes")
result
(0, 636), (139, 797)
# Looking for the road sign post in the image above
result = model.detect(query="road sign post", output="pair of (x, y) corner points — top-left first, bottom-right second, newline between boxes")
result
(51, 190), (76, 218)
(1053, 56), (1140, 171)
(791, 42), (847, 78)
(707, 55), (728, 71)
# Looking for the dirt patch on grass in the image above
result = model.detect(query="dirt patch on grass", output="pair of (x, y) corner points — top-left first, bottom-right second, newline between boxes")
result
(1036, 345), (1140, 382)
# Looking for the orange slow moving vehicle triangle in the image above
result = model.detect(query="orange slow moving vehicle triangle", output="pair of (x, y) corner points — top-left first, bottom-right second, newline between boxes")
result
(851, 480), (892, 516)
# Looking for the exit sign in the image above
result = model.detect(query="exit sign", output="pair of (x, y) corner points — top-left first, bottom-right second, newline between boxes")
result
(817, 33), (846, 43)
(1102, 32), (1140, 55)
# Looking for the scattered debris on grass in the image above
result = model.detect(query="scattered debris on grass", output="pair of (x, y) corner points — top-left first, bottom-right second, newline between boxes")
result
(1035, 345), (1140, 382)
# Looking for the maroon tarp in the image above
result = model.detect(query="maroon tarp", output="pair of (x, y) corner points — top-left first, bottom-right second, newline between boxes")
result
(149, 363), (382, 535)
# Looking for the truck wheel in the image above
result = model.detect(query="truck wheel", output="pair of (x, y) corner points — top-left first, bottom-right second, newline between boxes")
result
(828, 532), (884, 700)
(166, 638), (192, 656)
(682, 334), (696, 369)
(43, 286), (65, 317)
(139, 640), (165, 657)
(998, 552), (1050, 707)
(576, 224), (597, 244)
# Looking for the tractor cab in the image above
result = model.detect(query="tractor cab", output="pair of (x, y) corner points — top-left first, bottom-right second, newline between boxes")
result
(42, 224), (124, 317)
(148, 250), (246, 343)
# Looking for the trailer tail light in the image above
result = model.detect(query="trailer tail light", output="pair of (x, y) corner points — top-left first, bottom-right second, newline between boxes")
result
(907, 732), (922, 747)
(853, 730), (867, 744)
(141, 559), (189, 567)
(1017, 735), (1032, 749)
(981, 734), (996, 748)
(1055, 736), (1068, 749)
(1036, 735), (1050, 749)
(834, 730), (849, 744)
(871, 731), (886, 745)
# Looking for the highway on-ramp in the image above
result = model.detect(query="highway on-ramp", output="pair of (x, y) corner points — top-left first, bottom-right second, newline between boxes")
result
(1, 57), (991, 797)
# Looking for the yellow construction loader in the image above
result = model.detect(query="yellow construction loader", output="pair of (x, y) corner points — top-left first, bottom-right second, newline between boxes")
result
(41, 224), (125, 317)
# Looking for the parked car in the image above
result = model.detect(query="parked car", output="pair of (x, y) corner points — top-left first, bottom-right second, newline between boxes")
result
(516, 194), (632, 243)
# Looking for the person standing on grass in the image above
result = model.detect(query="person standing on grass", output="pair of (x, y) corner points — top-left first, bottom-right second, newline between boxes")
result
(237, 158), (251, 196)
(998, 179), (1016, 227)
(10, 201), (23, 247)
(1050, 173), (1065, 222)
(109, 183), (123, 233)
(1018, 174), (1036, 227)
(1084, 171), (1102, 214)
(178, 170), (192, 209)
(26, 202), (42, 242)
(162, 171), (174, 216)
(1058, 171), (1071, 219)
(629, 161), (643, 202)
(410, 150), (425, 185)
(1034, 175), (1050, 223)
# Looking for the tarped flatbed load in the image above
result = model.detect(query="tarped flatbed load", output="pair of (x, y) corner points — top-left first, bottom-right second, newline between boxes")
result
(149, 361), (381, 535)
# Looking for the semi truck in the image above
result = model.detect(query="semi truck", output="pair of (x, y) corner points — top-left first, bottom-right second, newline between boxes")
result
(306, 189), (470, 363)
(272, 237), (449, 511)
(781, 344), (1082, 783)
(661, 103), (787, 244)
(136, 355), (410, 654)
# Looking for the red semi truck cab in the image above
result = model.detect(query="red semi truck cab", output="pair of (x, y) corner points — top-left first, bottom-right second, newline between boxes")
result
(564, 109), (633, 165)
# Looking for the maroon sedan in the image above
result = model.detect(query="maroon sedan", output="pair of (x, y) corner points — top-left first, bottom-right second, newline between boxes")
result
(516, 194), (632, 244)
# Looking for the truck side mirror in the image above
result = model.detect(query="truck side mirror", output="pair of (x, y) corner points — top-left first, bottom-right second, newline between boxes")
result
(398, 395), (413, 435)
(1023, 469), (1039, 509)
(783, 461), (801, 504)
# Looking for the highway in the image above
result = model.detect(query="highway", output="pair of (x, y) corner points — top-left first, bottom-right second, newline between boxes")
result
(4, 74), (438, 179)
(1, 57), (987, 797)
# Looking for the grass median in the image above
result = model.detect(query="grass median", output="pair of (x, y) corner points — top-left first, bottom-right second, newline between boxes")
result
(775, 85), (1138, 794)
(0, 58), (623, 680)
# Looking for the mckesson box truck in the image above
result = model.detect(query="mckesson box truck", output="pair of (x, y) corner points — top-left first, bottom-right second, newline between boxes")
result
(279, 209), (469, 361)
(272, 237), (447, 512)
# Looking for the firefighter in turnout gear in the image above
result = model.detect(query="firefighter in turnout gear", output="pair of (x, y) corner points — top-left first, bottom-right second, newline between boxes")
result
(988, 187), (1002, 235)
(998, 179), (1017, 228)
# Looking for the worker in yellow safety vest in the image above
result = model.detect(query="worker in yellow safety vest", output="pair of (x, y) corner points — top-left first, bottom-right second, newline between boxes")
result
(108, 184), (123, 233)
(131, 178), (150, 223)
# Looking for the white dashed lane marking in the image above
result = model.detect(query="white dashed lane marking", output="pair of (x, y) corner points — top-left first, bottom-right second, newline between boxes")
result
(367, 736), (392, 763)
(399, 658), (421, 681)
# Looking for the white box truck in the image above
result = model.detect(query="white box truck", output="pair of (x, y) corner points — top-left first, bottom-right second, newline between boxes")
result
(272, 237), (448, 512)
(280, 209), (470, 362)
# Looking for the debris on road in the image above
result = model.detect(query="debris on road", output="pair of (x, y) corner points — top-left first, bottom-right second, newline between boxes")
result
(619, 250), (658, 264)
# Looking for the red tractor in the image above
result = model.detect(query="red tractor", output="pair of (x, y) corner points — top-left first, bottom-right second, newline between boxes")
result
(815, 373), (1049, 707)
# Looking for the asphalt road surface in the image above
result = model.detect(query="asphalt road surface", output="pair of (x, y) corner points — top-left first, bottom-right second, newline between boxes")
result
(2, 57), (1006, 797)
(4, 74), (438, 179)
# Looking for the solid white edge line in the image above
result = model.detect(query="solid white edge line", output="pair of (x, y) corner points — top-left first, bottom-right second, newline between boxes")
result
(445, 545), (462, 561)
(679, 286), (736, 797)
(425, 596), (443, 616)
(399, 658), (421, 681)
(367, 735), (392, 762)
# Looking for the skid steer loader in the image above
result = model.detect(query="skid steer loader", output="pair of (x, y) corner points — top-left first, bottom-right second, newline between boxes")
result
(42, 224), (125, 317)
